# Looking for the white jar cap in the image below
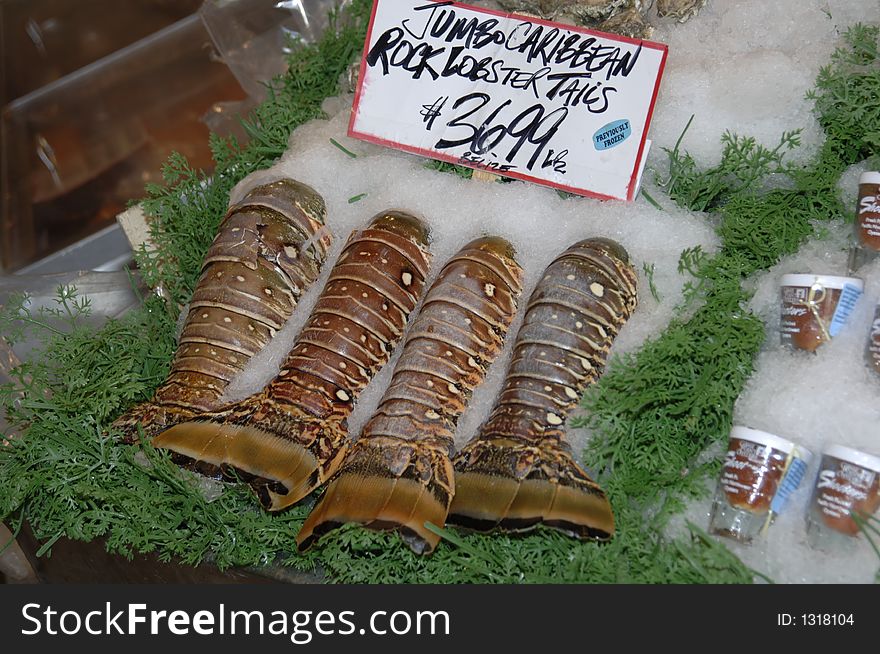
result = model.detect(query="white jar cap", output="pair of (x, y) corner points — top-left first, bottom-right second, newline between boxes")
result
(731, 426), (797, 455)
(780, 274), (864, 291)
(823, 444), (880, 473)
(860, 171), (880, 185)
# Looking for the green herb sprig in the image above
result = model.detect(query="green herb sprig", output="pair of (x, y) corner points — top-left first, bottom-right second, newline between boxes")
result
(808, 23), (880, 167)
(642, 262), (661, 303)
(424, 160), (475, 179)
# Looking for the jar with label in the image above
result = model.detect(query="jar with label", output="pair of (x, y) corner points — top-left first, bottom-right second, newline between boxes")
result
(779, 274), (864, 352)
(849, 171), (880, 272)
(709, 426), (813, 543)
(867, 302), (880, 377)
(806, 445), (880, 550)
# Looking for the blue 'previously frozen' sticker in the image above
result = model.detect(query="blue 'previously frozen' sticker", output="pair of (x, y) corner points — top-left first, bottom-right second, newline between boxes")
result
(594, 119), (632, 151)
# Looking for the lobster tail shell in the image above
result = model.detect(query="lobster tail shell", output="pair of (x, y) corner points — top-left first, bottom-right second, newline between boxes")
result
(448, 238), (638, 541)
(153, 211), (432, 511)
(297, 236), (524, 554)
(297, 436), (455, 554)
(114, 179), (330, 441)
(450, 437), (616, 540)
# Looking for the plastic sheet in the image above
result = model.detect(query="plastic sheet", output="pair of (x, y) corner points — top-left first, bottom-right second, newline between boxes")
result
(1, 7), (245, 272)
(200, 0), (348, 101)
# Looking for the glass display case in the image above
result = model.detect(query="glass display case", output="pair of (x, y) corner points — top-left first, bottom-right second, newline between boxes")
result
(0, 0), (245, 272)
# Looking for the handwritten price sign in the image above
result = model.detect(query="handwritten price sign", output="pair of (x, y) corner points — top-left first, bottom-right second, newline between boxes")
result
(349, 0), (667, 201)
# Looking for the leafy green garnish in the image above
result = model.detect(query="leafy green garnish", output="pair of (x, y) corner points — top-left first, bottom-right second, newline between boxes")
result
(808, 23), (880, 168)
(657, 114), (802, 213)
(424, 160), (475, 179)
(330, 138), (359, 159)
(642, 262), (661, 303)
(639, 188), (663, 210)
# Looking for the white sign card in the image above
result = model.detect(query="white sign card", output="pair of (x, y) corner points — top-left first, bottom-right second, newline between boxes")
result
(349, 0), (668, 201)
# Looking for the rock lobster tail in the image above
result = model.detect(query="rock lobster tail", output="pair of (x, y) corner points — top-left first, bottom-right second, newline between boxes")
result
(151, 211), (432, 511)
(297, 237), (524, 555)
(113, 178), (331, 442)
(448, 238), (638, 541)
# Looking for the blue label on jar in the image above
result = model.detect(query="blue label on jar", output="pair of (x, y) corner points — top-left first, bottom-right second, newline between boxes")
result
(770, 455), (810, 515)
(829, 283), (862, 337)
(593, 120), (631, 151)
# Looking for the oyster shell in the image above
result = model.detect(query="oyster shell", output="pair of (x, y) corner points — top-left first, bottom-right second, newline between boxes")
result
(598, 6), (653, 39)
(656, 0), (707, 23)
(496, 0), (707, 38)
(498, 1), (655, 40)
(498, 0), (638, 24)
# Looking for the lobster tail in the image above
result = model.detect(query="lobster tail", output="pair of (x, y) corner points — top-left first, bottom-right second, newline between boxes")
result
(297, 437), (454, 554)
(297, 236), (524, 554)
(450, 436), (615, 540)
(151, 420), (320, 497)
(111, 401), (171, 445)
(114, 178), (330, 442)
(154, 210), (432, 511)
(449, 238), (638, 541)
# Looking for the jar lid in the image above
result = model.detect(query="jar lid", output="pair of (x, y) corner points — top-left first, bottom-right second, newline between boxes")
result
(823, 444), (880, 473)
(731, 426), (797, 455)
(780, 274), (864, 291)
(860, 171), (880, 185)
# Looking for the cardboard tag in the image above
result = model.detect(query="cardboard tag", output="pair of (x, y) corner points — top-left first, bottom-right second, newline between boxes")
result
(349, 0), (667, 201)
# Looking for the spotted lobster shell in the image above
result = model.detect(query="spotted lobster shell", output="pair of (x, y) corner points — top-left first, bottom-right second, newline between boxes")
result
(152, 211), (432, 511)
(448, 238), (638, 541)
(113, 179), (331, 442)
(297, 236), (524, 555)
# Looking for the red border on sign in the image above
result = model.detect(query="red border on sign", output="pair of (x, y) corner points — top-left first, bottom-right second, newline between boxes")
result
(348, 0), (668, 202)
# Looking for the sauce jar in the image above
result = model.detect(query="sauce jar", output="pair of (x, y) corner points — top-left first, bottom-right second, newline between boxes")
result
(806, 444), (880, 550)
(709, 426), (812, 543)
(780, 274), (863, 352)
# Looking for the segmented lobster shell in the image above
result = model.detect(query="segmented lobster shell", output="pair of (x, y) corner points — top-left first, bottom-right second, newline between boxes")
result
(448, 238), (638, 541)
(113, 179), (330, 441)
(297, 236), (524, 555)
(152, 211), (432, 511)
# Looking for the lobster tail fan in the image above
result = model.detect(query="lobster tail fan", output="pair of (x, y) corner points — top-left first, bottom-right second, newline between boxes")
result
(450, 436), (614, 541)
(150, 418), (327, 510)
(296, 437), (454, 554)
